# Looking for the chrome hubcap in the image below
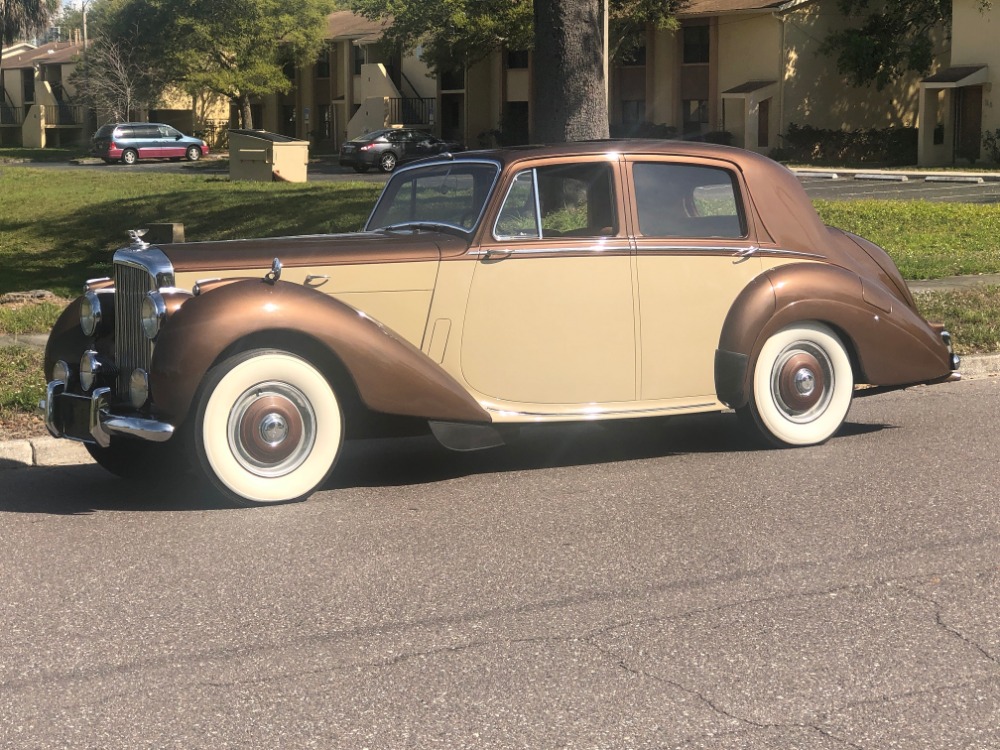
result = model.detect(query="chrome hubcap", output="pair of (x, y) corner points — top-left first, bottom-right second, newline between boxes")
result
(259, 413), (289, 445)
(793, 368), (816, 397)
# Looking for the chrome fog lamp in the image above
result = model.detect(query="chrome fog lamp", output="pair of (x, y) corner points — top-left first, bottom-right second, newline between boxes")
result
(80, 350), (101, 392)
(141, 291), (167, 340)
(80, 290), (102, 336)
(129, 368), (150, 409)
(53, 360), (73, 386)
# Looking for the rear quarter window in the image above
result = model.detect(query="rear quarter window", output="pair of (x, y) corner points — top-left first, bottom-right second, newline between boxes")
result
(632, 163), (747, 240)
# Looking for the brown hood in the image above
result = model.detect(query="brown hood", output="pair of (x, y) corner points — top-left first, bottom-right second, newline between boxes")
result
(156, 230), (471, 274)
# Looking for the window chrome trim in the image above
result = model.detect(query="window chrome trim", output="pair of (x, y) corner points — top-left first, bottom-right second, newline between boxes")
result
(634, 244), (825, 259)
(364, 158), (502, 233)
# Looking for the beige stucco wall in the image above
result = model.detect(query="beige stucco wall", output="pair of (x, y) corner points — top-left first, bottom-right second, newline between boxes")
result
(717, 13), (781, 95)
(952, 0), (997, 134)
(780, 2), (939, 130)
(647, 26), (679, 126)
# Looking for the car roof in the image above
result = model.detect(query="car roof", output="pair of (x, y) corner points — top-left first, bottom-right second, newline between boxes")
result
(439, 139), (830, 254)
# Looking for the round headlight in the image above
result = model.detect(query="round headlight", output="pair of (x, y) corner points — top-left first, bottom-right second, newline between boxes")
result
(129, 368), (150, 409)
(141, 291), (167, 340)
(80, 350), (100, 392)
(80, 291), (102, 336)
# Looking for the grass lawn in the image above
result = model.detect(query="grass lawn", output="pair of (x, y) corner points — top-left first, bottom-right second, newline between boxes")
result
(813, 199), (1000, 279)
(0, 168), (382, 297)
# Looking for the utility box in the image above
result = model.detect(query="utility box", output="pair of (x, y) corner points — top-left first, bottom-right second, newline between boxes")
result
(228, 129), (309, 182)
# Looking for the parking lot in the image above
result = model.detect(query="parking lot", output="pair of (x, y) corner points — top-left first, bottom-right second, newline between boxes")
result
(797, 170), (1000, 203)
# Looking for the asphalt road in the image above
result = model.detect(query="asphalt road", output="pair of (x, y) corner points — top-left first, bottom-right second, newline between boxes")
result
(2, 377), (998, 749)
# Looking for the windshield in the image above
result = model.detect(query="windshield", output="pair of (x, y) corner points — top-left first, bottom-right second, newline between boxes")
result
(366, 162), (500, 233)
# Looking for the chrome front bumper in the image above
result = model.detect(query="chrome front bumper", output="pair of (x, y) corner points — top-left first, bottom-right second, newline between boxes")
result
(42, 381), (175, 447)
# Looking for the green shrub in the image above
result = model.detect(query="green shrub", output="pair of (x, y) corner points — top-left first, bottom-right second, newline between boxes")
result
(774, 124), (918, 166)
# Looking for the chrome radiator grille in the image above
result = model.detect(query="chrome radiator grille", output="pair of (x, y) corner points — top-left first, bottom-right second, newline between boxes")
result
(113, 261), (156, 401)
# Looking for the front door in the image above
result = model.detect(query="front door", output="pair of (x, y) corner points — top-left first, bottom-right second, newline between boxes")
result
(461, 160), (636, 408)
(955, 86), (983, 162)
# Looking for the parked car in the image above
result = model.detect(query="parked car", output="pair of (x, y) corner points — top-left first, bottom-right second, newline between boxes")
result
(43, 141), (959, 507)
(339, 128), (465, 173)
(91, 122), (209, 165)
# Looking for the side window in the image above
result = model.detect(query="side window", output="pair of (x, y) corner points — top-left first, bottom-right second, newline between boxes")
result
(632, 163), (746, 239)
(494, 163), (617, 240)
(135, 125), (159, 139)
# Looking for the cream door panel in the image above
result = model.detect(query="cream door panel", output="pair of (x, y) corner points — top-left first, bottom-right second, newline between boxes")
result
(638, 253), (761, 400)
(461, 252), (636, 405)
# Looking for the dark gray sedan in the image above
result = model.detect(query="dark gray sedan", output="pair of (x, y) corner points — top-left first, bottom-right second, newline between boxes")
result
(339, 128), (465, 173)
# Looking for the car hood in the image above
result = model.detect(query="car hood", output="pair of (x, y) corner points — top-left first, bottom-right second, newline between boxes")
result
(157, 230), (471, 275)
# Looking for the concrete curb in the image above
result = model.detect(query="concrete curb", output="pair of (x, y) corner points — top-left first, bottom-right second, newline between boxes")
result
(3, 355), (997, 471)
(0, 435), (92, 471)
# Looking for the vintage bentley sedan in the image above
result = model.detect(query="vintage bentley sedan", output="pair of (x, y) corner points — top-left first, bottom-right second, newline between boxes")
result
(43, 141), (959, 506)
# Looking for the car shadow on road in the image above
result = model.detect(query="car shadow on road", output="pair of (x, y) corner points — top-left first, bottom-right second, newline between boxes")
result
(0, 414), (889, 514)
(326, 413), (890, 490)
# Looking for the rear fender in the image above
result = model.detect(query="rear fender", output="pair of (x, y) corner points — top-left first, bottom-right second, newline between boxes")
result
(716, 264), (952, 408)
(149, 279), (489, 427)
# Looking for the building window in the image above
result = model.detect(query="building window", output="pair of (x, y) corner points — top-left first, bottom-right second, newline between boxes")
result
(683, 99), (709, 131)
(683, 24), (710, 65)
(353, 45), (365, 75)
(440, 67), (465, 91)
(622, 100), (646, 125)
(282, 60), (296, 82)
(316, 48), (330, 78)
(506, 49), (529, 69)
(620, 45), (646, 67)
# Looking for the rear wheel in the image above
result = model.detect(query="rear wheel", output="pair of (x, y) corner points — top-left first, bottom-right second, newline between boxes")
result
(121, 148), (138, 165)
(737, 322), (853, 446)
(193, 349), (344, 506)
(378, 151), (398, 172)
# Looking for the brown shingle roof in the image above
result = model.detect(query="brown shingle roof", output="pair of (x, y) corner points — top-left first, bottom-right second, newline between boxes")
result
(679, 0), (809, 15)
(325, 10), (389, 42)
(1, 41), (81, 68)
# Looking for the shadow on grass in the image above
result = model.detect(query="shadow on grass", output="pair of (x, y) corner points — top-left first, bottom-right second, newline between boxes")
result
(1, 177), (382, 296)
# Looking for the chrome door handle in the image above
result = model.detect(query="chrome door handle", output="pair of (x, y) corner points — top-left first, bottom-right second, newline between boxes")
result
(305, 274), (329, 287)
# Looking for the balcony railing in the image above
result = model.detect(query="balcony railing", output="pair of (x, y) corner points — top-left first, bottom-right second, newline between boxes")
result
(0, 105), (23, 126)
(387, 97), (435, 127)
(50, 104), (84, 126)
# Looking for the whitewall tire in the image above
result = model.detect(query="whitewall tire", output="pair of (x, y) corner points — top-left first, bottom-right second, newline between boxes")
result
(194, 349), (343, 505)
(741, 322), (853, 446)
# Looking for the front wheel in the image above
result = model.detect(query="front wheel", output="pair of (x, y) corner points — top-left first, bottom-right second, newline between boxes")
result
(737, 322), (853, 447)
(185, 145), (201, 161)
(193, 349), (344, 506)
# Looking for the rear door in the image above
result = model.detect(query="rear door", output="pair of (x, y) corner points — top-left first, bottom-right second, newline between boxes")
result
(626, 157), (763, 402)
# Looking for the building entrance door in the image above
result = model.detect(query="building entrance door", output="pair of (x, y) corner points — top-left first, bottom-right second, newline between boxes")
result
(954, 86), (983, 162)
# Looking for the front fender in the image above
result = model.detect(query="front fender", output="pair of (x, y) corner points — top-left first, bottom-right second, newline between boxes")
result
(716, 263), (952, 408)
(149, 279), (490, 426)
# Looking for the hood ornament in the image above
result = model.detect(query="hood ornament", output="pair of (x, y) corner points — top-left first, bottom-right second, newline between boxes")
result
(264, 257), (282, 284)
(127, 228), (149, 249)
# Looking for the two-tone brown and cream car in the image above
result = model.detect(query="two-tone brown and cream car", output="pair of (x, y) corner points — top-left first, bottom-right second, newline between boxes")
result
(43, 141), (960, 505)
